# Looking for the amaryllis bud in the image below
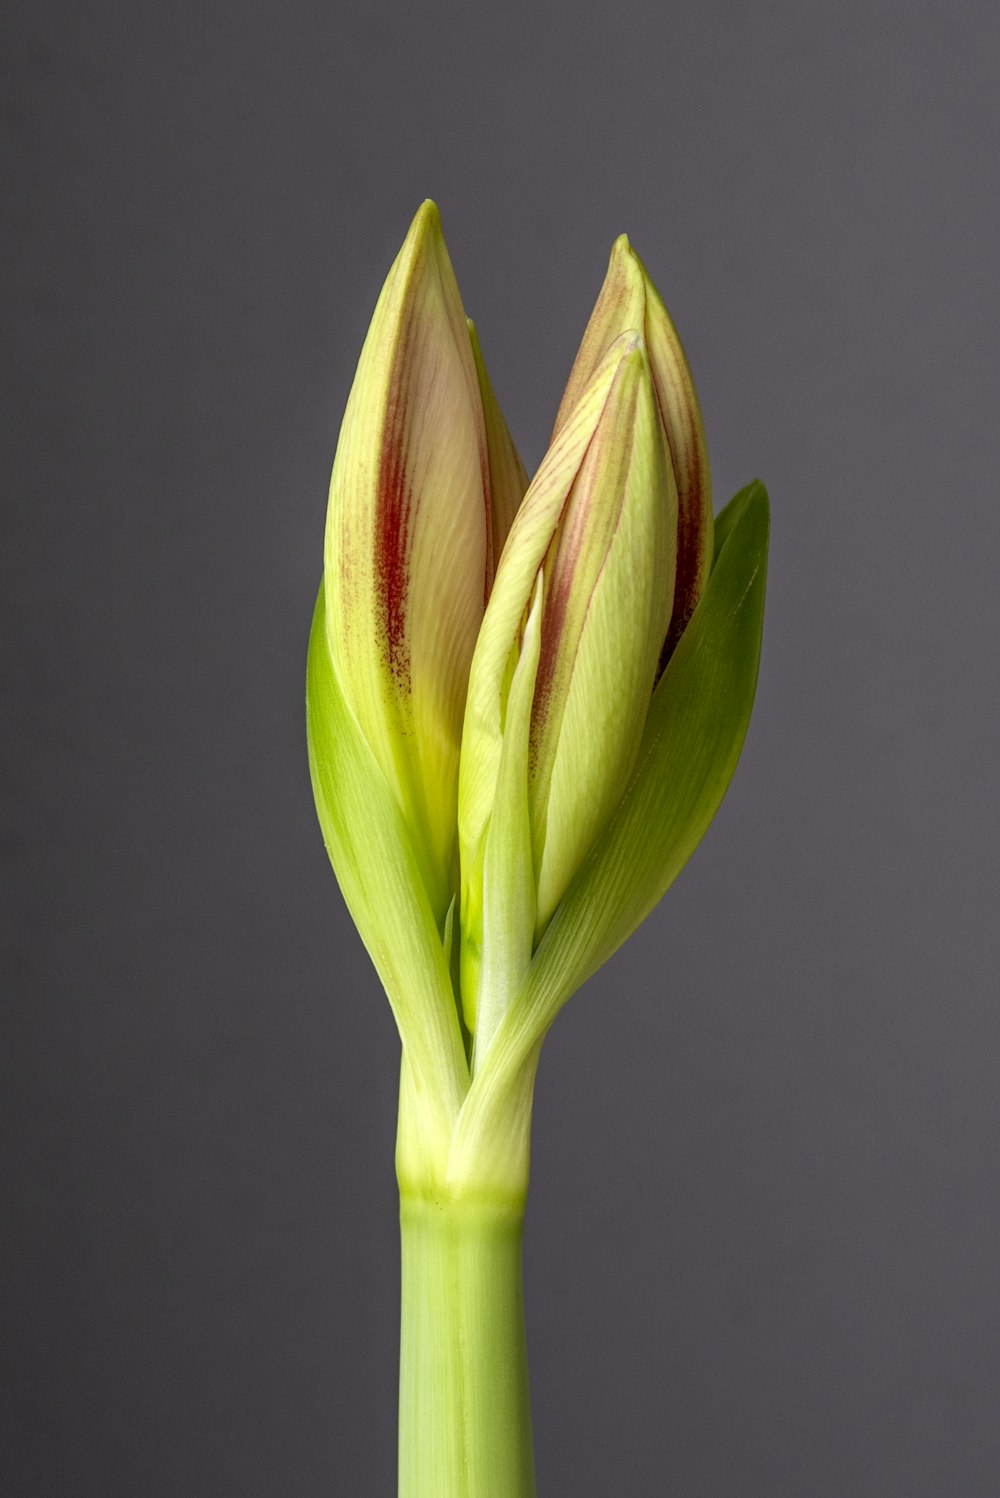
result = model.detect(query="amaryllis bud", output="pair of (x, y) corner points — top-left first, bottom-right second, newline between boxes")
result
(323, 201), (526, 920)
(306, 204), (771, 1498)
(458, 333), (675, 1047)
(554, 235), (713, 661)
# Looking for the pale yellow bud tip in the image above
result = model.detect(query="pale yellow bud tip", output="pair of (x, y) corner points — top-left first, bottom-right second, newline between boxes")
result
(414, 198), (442, 230)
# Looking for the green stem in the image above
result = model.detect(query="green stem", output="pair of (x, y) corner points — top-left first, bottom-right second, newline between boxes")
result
(398, 1193), (536, 1498)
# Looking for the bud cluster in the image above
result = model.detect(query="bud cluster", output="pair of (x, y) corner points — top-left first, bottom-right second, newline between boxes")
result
(307, 201), (768, 1127)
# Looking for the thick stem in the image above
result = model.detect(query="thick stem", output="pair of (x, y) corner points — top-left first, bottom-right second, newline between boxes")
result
(398, 1193), (536, 1498)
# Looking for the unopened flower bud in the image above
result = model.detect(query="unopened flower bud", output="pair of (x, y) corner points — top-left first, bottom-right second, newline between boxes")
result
(323, 201), (526, 919)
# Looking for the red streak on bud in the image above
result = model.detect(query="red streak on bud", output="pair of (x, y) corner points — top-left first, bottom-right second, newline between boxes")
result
(374, 389), (412, 688)
(528, 367), (633, 771)
(481, 448), (494, 607)
(659, 411), (708, 675)
(529, 554), (573, 769)
(528, 469), (609, 772)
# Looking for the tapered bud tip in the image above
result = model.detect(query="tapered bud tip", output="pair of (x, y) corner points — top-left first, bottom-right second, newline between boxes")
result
(608, 233), (643, 287)
(396, 200), (446, 270)
(413, 197), (442, 233)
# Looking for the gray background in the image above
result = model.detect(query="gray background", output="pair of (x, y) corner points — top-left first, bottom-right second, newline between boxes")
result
(4, 1), (999, 1494)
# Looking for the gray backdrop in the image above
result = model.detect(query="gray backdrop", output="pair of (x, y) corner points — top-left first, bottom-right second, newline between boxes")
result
(4, 2), (999, 1494)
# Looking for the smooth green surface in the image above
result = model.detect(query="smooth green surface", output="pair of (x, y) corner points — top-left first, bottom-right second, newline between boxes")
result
(399, 1194), (535, 1498)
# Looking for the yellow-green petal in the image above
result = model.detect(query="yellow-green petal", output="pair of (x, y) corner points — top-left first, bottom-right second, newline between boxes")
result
(531, 340), (675, 930)
(324, 201), (489, 919)
(553, 234), (713, 659)
(458, 340), (627, 882)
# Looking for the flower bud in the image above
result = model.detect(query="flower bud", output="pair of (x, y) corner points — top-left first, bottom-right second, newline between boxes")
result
(323, 202), (526, 920)
(554, 235), (713, 660)
(459, 333), (676, 1038)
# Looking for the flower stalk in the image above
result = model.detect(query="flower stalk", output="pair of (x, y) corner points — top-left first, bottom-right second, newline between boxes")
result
(306, 201), (769, 1496)
(399, 1194), (534, 1498)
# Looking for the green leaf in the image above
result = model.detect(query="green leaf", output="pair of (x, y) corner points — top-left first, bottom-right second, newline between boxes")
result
(306, 582), (469, 1146)
(468, 481), (769, 1092)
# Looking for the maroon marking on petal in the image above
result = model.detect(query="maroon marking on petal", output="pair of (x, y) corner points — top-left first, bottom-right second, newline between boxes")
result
(529, 548), (574, 767)
(374, 385), (412, 688)
(481, 444), (494, 605)
(529, 379), (633, 770)
(658, 420), (708, 677)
